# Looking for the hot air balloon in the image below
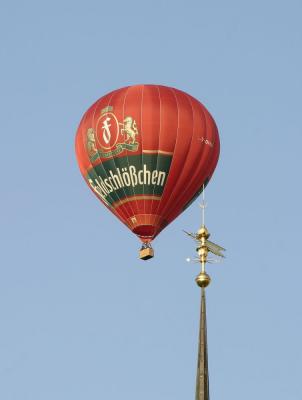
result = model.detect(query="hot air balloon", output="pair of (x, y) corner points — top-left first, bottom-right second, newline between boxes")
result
(75, 84), (220, 259)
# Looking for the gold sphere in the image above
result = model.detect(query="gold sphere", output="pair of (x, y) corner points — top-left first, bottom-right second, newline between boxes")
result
(195, 272), (211, 288)
(197, 226), (210, 239)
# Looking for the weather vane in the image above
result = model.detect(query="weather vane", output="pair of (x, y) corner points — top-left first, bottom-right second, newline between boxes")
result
(184, 186), (225, 400)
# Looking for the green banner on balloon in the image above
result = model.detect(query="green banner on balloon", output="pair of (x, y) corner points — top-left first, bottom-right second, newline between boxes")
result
(86, 154), (172, 207)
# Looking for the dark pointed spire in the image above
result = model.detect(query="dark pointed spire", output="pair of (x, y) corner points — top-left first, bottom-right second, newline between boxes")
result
(195, 288), (210, 400)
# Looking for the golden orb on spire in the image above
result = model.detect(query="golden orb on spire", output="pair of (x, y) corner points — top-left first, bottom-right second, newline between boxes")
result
(195, 272), (211, 288)
(197, 225), (210, 239)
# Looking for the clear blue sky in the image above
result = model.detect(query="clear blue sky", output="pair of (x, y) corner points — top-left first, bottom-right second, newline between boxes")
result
(1, 1), (302, 399)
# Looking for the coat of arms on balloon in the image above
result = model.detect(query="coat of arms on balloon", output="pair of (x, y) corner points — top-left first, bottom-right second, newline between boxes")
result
(86, 106), (139, 161)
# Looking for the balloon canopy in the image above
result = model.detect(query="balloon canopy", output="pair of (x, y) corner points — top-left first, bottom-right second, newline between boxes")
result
(75, 84), (220, 246)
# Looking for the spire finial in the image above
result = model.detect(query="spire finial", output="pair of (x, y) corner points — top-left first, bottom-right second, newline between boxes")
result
(184, 194), (226, 400)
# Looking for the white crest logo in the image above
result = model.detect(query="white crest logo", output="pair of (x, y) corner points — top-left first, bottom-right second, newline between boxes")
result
(102, 117), (112, 144)
(86, 107), (140, 160)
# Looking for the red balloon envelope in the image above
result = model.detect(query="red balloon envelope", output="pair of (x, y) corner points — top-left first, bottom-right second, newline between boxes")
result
(75, 84), (220, 247)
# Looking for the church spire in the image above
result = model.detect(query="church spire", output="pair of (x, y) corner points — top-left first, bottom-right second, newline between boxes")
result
(195, 287), (210, 400)
(184, 191), (225, 399)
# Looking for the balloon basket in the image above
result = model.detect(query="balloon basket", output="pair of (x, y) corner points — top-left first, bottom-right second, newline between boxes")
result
(139, 246), (154, 260)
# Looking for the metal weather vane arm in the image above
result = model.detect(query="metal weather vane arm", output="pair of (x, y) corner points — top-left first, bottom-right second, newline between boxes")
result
(184, 231), (225, 260)
(183, 230), (199, 241)
(204, 240), (225, 258)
